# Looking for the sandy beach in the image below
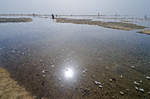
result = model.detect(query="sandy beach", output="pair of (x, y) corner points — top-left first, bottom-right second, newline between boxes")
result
(56, 18), (146, 31)
(0, 67), (36, 99)
(138, 30), (150, 35)
(0, 18), (32, 23)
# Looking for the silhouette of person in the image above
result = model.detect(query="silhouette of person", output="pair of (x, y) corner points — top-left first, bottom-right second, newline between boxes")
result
(52, 14), (55, 19)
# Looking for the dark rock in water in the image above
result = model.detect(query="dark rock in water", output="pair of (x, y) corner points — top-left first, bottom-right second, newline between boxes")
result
(41, 81), (45, 86)
(109, 78), (116, 82)
(81, 88), (90, 96)
(36, 74), (40, 76)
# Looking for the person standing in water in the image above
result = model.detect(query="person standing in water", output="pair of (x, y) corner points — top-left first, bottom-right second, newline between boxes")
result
(52, 14), (55, 19)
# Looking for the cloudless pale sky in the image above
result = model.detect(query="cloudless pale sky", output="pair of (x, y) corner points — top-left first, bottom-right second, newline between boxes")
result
(0, 0), (150, 16)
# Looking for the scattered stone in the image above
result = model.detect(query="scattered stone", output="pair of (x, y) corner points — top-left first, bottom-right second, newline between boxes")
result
(120, 75), (123, 78)
(131, 66), (135, 69)
(94, 81), (103, 88)
(120, 91), (124, 95)
(135, 86), (144, 93)
(109, 78), (116, 82)
(40, 59), (43, 62)
(99, 85), (103, 88)
(134, 81), (140, 86)
(139, 80), (142, 83)
(82, 70), (86, 73)
(135, 86), (139, 90)
(42, 70), (46, 73)
(126, 89), (130, 91)
(139, 88), (144, 93)
(109, 79), (113, 82)
(42, 75), (46, 77)
(51, 65), (55, 68)
(146, 76), (150, 80)
(94, 81), (101, 85)
(105, 66), (109, 70)
(92, 75), (95, 78)
(81, 88), (90, 96)
(82, 69), (87, 73)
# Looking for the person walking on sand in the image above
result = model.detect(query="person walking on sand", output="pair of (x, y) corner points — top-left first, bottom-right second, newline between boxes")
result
(52, 14), (55, 19)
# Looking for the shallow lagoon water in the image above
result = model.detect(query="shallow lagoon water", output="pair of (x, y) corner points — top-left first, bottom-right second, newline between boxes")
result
(0, 17), (150, 98)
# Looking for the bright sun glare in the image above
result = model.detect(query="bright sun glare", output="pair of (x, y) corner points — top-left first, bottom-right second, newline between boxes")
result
(64, 68), (74, 79)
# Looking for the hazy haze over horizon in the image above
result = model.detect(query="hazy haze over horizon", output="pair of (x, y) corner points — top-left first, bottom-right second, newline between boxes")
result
(0, 0), (150, 16)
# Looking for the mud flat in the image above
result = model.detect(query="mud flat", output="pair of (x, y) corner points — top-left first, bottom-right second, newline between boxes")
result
(0, 67), (36, 99)
(0, 18), (32, 23)
(138, 30), (150, 35)
(56, 18), (146, 31)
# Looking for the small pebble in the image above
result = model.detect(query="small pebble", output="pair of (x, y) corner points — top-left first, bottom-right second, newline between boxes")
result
(131, 66), (135, 69)
(109, 78), (116, 82)
(135, 86), (139, 90)
(42, 70), (45, 73)
(42, 75), (46, 77)
(146, 76), (150, 80)
(120, 91), (124, 95)
(134, 81), (140, 86)
(139, 80), (142, 83)
(126, 89), (130, 91)
(109, 79), (113, 82)
(120, 75), (123, 78)
(94, 81), (101, 85)
(147, 92), (150, 95)
(51, 65), (55, 68)
(92, 75), (95, 78)
(139, 88), (144, 93)
(99, 85), (103, 88)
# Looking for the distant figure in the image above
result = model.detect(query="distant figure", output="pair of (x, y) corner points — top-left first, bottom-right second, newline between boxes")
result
(52, 14), (55, 19)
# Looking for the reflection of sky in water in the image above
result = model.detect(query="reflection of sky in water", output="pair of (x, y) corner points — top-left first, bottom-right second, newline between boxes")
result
(0, 17), (150, 98)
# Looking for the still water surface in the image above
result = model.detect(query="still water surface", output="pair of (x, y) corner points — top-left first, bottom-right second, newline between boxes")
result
(0, 17), (150, 98)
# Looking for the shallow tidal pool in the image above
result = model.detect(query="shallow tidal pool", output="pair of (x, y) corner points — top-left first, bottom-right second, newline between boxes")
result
(0, 17), (150, 99)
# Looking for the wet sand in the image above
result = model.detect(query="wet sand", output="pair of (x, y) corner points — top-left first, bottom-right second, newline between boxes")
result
(138, 30), (150, 35)
(0, 67), (36, 99)
(56, 18), (146, 31)
(0, 18), (32, 23)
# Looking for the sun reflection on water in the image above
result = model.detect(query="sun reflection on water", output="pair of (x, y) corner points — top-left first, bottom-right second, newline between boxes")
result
(64, 68), (74, 79)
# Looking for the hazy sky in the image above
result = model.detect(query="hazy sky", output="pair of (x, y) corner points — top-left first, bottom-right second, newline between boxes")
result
(0, 0), (150, 16)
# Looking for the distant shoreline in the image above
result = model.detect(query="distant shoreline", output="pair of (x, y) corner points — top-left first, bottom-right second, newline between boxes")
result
(138, 30), (150, 35)
(0, 18), (32, 23)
